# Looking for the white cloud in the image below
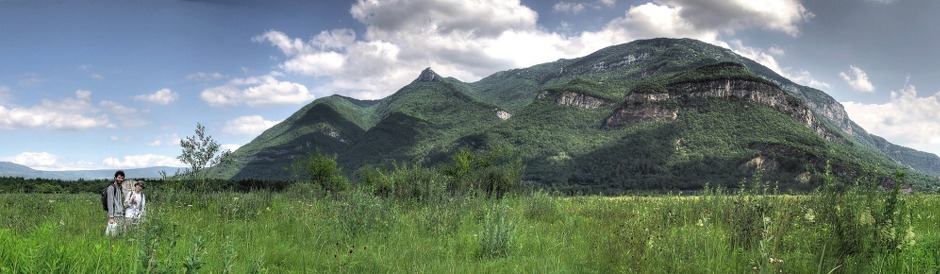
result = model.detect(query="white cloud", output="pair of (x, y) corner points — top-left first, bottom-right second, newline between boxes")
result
(656, 0), (812, 37)
(255, 0), (813, 99)
(100, 100), (149, 127)
(2, 152), (101, 171)
(0, 90), (114, 130)
(103, 154), (184, 168)
(7, 152), (60, 169)
(221, 144), (241, 152)
(201, 74), (314, 107)
(186, 72), (227, 81)
(554, 2), (586, 14)
(223, 115), (281, 136)
(839, 65), (875, 92)
(727, 40), (830, 90)
(843, 84), (940, 156)
(91, 73), (104, 80)
(599, 0), (617, 7)
(133, 88), (179, 105)
(147, 134), (181, 147)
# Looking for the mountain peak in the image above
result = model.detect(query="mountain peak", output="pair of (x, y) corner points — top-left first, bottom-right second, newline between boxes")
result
(416, 67), (441, 82)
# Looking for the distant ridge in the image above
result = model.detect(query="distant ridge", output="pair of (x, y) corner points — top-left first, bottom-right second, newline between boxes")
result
(0, 161), (178, 180)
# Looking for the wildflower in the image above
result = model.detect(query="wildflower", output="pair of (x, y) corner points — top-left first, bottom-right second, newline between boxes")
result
(803, 208), (816, 223)
(696, 218), (705, 227)
(858, 211), (874, 225)
(769, 257), (784, 264)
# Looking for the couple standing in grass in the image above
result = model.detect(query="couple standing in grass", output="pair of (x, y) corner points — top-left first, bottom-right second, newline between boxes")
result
(105, 170), (147, 236)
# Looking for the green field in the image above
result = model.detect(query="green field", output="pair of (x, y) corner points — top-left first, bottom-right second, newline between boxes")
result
(2, 188), (939, 273)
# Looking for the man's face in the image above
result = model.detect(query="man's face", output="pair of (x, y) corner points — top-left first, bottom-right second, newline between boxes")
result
(115, 175), (124, 183)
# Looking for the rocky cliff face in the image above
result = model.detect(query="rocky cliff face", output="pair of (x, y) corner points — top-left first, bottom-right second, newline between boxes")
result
(605, 93), (677, 127)
(606, 79), (840, 141)
(558, 92), (609, 109)
(780, 84), (855, 137)
(538, 91), (610, 109)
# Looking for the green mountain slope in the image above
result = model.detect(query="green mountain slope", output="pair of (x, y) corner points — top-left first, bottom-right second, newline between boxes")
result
(212, 38), (940, 190)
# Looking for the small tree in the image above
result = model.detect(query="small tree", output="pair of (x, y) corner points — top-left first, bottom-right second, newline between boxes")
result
(290, 149), (349, 196)
(178, 122), (231, 191)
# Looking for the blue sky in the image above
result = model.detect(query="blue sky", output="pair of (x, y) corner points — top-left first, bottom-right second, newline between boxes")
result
(1, 0), (938, 171)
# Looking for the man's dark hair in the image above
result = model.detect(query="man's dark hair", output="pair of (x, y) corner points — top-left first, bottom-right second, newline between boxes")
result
(114, 170), (125, 179)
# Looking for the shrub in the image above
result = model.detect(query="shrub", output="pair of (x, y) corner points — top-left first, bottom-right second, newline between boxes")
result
(479, 204), (513, 258)
(524, 189), (558, 222)
(291, 149), (350, 196)
(332, 190), (392, 238)
(442, 146), (525, 198)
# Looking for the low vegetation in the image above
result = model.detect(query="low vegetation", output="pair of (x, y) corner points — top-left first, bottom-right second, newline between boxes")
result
(1, 149), (939, 273)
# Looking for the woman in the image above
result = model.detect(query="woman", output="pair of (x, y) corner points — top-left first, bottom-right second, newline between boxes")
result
(124, 181), (146, 223)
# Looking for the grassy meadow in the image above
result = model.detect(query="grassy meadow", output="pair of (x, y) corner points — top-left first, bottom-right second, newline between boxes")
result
(1, 187), (939, 273)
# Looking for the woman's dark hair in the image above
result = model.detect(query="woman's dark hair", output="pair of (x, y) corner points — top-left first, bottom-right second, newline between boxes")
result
(114, 170), (126, 178)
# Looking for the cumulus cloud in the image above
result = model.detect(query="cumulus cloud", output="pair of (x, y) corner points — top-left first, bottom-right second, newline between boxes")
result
(201, 73), (314, 107)
(103, 154), (184, 168)
(843, 84), (940, 156)
(147, 134), (181, 147)
(554, 2), (586, 14)
(727, 40), (830, 90)
(223, 115), (281, 136)
(221, 144), (242, 152)
(133, 88), (179, 105)
(7, 152), (60, 169)
(0, 90), (114, 130)
(839, 65), (875, 92)
(255, 0), (813, 99)
(656, 0), (812, 36)
(101, 100), (149, 127)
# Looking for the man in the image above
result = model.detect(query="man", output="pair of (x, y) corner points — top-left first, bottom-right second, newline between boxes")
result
(105, 170), (126, 236)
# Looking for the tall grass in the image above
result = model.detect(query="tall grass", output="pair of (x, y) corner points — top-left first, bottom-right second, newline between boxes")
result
(1, 154), (938, 272)
(0, 190), (938, 272)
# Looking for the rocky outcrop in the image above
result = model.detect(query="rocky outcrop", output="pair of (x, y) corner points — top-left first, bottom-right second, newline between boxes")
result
(559, 92), (609, 109)
(605, 94), (677, 127)
(415, 67), (440, 82)
(606, 79), (840, 141)
(495, 109), (512, 120)
(322, 128), (348, 144)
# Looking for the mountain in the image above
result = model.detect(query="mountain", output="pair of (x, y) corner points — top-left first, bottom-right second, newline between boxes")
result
(212, 38), (940, 191)
(0, 161), (178, 180)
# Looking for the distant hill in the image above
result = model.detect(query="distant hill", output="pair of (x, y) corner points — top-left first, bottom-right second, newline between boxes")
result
(210, 38), (940, 191)
(0, 161), (178, 180)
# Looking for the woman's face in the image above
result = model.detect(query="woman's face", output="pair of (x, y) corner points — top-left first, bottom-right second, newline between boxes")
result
(135, 185), (143, 192)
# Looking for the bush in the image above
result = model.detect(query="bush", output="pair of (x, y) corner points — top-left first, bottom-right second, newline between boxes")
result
(332, 190), (392, 238)
(815, 162), (914, 261)
(524, 189), (558, 222)
(479, 204), (513, 258)
(442, 146), (525, 198)
(291, 149), (350, 196)
(359, 162), (448, 204)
